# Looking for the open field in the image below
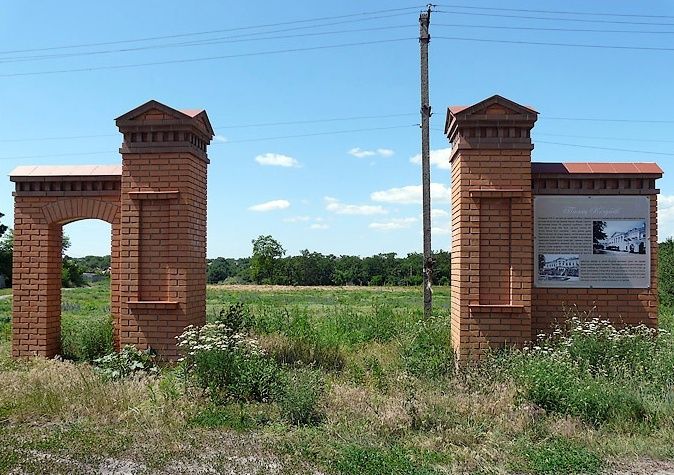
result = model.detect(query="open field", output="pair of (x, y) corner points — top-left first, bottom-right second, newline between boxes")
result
(0, 282), (673, 474)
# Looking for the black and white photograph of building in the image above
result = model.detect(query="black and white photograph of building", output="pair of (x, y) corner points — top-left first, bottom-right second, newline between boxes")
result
(593, 220), (647, 254)
(538, 254), (580, 281)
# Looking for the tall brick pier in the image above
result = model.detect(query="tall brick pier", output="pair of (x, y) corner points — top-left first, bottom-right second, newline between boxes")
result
(446, 95), (662, 361)
(10, 100), (213, 359)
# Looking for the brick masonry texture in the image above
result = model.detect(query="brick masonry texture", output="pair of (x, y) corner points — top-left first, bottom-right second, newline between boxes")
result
(446, 95), (662, 362)
(10, 100), (213, 360)
(9, 95), (661, 362)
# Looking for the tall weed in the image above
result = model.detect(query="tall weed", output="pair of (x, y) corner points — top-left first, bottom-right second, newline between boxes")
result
(60, 315), (113, 361)
(401, 316), (454, 379)
(501, 316), (674, 425)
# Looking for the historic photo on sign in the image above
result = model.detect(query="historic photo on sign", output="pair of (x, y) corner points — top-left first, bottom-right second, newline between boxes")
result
(538, 254), (580, 282)
(593, 220), (647, 255)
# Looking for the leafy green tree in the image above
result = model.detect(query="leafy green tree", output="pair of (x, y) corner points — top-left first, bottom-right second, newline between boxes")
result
(250, 235), (285, 284)
(334, 255), (365, 285)
(62, 233), (71, 254)
(72, 255), (111, 273)
(62, 257), (85, 288)
(0, 214), (10, 286)
(207, 257), (231, 284)
(61, 231), (84, 287)
(659, 238), (674, 307)
(433, 250), (451, 286)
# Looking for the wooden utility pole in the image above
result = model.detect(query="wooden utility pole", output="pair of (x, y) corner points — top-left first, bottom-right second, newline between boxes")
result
(419, 5), (433, 318)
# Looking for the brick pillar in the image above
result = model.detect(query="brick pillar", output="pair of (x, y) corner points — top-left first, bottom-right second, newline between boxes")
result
(445, 95), (538, 362)
(12, 212), (62, 357)
(111, 217), (122, 350)
(115, 100), (213, 360)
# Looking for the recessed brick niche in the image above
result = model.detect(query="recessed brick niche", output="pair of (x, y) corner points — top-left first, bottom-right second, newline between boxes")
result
(10, 100), (213, 360)
(446, 95), (662, 362)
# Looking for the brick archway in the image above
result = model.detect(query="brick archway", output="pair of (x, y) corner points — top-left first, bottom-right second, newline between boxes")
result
(10, 100), (213, 359)
(10, 169), (122, 357)
(41, 198), (120, 226)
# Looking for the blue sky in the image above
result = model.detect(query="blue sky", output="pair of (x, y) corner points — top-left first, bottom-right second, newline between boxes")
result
(1, 1), (674, 258)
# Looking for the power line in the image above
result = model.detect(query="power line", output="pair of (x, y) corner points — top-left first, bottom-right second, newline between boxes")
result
(432, 127), (674, 154)
(436, 4), (674, 20)
(535, 132), (674, 144)
(2, 113), (418, 142)
(0, 18), (415, 64)
(434, 23), (674, 35)
(0, 124), (417, 159)
(542, 116), (674, 123)
(213, 112), (417, 129)
(0, 38), (415, 78)
(536, 140), (674, 157)
(4, 134), (673, 160)
(215, 124), (417, 144)
(434, 35), (674, 52)
(435, 9), (674, 27)
(2, 133), (117, 143)
(0, 6), (425, 56)
(0, 151), (115, 161)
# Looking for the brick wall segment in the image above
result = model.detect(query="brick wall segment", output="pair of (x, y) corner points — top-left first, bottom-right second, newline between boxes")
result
(446, 95), (662, 362)
(10, 100), (212, 360)
(531, 164), (662, 335)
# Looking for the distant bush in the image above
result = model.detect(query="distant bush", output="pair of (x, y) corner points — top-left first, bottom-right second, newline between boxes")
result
(61, 257), (85, 288)
(94, 346), (158, 380)
(60, 315), (113, 361)
(660, 238), (674, 306)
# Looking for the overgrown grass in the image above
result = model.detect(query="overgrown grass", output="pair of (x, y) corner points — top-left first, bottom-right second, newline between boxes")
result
(499, 314), (674, 427)
(0, 285), (673, 474)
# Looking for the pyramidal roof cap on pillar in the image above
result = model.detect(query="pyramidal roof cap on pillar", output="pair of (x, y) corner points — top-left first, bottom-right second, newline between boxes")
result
(445, 94), (538, 137)
(115, 99), (214, 137)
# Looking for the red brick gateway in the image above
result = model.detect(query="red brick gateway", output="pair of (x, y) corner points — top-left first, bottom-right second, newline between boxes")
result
(10, 100), (213, 359)
(9, 95), (663, 361)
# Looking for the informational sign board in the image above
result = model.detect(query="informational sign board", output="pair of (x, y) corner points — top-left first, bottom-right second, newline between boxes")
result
(534, 196), (650, 288)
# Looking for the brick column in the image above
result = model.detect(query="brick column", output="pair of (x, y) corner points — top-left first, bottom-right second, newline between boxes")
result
(12, 215), (61, 357)
(445, 95), (538, 362)
(115, 100), (213, 360)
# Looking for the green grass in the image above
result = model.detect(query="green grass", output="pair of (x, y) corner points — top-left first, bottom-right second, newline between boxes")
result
(0, 284), (672, 473)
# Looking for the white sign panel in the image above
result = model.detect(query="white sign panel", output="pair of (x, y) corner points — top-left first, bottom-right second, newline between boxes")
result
(534, 196), (650, 288)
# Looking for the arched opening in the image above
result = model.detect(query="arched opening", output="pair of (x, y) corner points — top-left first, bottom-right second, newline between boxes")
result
(59, 219), (113, 361)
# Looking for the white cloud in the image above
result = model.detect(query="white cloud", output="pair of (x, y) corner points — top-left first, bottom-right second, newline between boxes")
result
(349, 147), (375, 158)
(348, 147), (395, 158)
(431, 208), (449, 218)
(369, 217), (417, 231)
(310, 223), (329, 230)
(324, 197), (387, 215)
(431, 226), (451, 236)
(214, 135), (228, 143)
(409, 147), (452, 170)
(248, 199), (290, 212)
(659, 195), (674, 241)
(283, 215), (311, 223)
(370, 183), (451, 205)
(254, 152), (300, 168)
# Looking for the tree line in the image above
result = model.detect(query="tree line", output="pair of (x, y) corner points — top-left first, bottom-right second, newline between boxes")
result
(207, 235), (451, 286)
